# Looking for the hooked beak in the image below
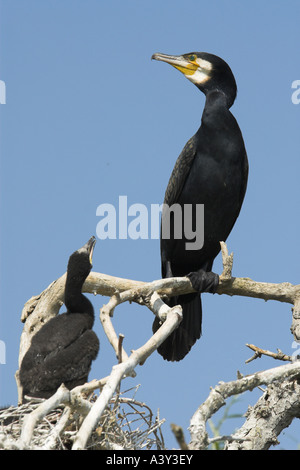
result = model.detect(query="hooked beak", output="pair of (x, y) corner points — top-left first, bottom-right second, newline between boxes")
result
(151, 52), (199, 76)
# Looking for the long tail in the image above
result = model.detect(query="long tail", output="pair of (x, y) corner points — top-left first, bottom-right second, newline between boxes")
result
(152, 293), (202, 361)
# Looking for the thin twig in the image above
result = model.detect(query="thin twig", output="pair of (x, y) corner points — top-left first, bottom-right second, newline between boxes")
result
(118, 334), (125, 364)
(171, 423), (189, 450)
(208, 434), (250, 445)
(245, 344), (293, 363)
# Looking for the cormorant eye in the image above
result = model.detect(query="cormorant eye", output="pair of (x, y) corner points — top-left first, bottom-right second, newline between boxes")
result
(189, 54), (197, 62)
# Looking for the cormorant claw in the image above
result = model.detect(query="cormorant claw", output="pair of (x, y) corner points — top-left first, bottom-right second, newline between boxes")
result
(187, 270), (219, 294)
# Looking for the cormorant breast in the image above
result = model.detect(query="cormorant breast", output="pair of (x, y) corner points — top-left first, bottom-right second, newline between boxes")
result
(20, 236), (100, 398)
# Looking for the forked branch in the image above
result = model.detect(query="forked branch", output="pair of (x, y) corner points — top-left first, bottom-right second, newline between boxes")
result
(15, 242), (300, 450)
(188, 361), (300, 450)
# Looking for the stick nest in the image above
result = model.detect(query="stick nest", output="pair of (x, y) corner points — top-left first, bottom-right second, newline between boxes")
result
(0, 386), (165, 450)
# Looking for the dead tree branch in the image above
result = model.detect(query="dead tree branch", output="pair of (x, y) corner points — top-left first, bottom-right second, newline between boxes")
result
(14, 241), (300, 450)
(224, 378), (300, 450)
(72, 298), (182, 450)
(188, 361), (300, 450)
(17, 287), (182, 449)
(18, 241), (300, 376)
(1, 384), (165, 450)
(245, 343), (293, 363)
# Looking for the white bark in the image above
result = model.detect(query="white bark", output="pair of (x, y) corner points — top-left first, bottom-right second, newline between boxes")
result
(225, 379), (300, 450)
(12, 242), (300, 450)
(189, 361), (300, 450)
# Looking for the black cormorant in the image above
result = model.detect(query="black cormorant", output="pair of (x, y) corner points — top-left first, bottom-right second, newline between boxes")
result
(19, 236), (100, 398)
(152, 52), (248, 361)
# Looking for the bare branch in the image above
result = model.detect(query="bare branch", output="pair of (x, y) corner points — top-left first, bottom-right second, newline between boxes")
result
(219, 241), (234, 281)
(18, 257), (300, 379)
(291, 298), (300, 343)
(100, 293), (133, 372)
(20, 244), (300, 339)
(225, 379), (300, 450)
(15, 242), (300, 450)
(72, 301), (182, 450)
(20, 384), (71, 448)
(2, 381), (165, 450)
(171, 423), (189, 450)
(245, 343), (293, 363)
(188, 361), (300, 450)
(118, 334), (125, 364)
(41, 408), (71, 450)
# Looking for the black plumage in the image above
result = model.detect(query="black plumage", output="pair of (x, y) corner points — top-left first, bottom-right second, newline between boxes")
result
(19, 236), (100, 398)
(152, 52), (248, 361)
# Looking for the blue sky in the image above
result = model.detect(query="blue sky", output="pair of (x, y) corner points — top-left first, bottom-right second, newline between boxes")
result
(0, 0), (299, 449)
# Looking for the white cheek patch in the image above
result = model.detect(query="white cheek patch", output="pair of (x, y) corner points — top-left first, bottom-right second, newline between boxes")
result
(196, 58), (213, 71)
(187, 69), (210, 85)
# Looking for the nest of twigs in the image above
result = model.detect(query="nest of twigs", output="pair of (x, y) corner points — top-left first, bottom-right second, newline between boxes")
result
(0, 386), (165, 450)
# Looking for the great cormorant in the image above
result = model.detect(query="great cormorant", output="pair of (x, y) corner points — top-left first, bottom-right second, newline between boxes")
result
(19, 236), (100, 398)
(152, 52), (248, 361)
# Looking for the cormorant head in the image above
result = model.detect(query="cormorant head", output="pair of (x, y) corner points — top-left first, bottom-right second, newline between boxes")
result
(152, 52), (237, 108)
(67, 236), (96, 284)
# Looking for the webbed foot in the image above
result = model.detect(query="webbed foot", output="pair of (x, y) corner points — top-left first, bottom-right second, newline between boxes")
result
(187, 270), (219, 293)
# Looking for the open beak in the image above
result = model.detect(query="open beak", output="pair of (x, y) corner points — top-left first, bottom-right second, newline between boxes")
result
(86, 236), (96, 264)
(151, 52), (198, 76)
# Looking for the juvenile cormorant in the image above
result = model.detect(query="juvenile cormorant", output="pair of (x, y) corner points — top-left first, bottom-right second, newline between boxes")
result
(152, 52), (248, 361)
(19, 236), (100, 398)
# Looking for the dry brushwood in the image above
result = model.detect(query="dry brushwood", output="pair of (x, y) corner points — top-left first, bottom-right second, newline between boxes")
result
(0, 386), (165, 450)
(7, 241), (300, 450)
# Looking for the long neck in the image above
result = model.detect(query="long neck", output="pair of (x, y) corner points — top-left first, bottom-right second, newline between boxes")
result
(64, 275), (94, 317)
(201, 90), (231, 129)
(204, 89), (229, 109)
